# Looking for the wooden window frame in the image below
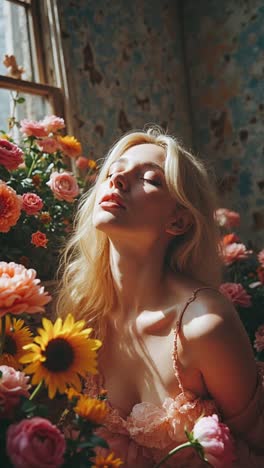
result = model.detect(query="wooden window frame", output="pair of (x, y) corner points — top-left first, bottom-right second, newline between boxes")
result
(0, 0), (66, 120)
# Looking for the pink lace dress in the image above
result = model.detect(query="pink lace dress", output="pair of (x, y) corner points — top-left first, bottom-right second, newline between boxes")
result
(84, 288), (264, 468)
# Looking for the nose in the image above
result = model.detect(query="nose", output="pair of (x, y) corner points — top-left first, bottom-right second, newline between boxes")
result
(110, 172), (128, 191)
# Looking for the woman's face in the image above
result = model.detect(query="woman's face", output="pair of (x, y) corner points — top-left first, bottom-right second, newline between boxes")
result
(92, 143), (177, 243)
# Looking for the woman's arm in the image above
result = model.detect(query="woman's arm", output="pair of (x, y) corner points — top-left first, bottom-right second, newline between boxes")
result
(183, 291), (258, 429)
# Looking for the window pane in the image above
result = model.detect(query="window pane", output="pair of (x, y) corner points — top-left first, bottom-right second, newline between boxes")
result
(0, 88), (52, 138)
(0, 0), (35, 80)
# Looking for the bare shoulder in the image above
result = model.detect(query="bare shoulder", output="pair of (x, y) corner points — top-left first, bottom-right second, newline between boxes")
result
(180, 286), (242, 341)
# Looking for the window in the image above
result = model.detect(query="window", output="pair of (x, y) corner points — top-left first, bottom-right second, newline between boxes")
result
(0, 0), (69, 134)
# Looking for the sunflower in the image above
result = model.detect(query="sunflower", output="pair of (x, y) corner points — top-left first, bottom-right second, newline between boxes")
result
(0, 315), (32, 369)
(92, 453), (123, 468)
(74, 395), (108, 424)
(20, 314), (102, 399)
(57, 135), (82, 158)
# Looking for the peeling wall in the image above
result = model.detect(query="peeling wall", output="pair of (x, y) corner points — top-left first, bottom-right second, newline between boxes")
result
(57, 0), (264, 245)
(58, 0), (191, 161)
(183, 0), (264, 245)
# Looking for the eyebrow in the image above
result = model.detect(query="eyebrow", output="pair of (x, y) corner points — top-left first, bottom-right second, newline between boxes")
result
(109, 158), (165, 174)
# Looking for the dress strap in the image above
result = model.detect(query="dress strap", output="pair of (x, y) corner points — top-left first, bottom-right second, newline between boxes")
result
(172, 286), (218, 393)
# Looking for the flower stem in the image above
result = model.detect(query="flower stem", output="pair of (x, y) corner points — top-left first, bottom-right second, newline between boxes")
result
(27, 154), (37, 178)
(29, 380), (43, 400)
(0, 315), (6, 355)
(153, 442), (193, 467)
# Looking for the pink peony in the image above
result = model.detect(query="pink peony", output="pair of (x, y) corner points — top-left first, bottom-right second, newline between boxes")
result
(254, 324), (264, 352)
(0, 365), (30, 418)
(47, 171), (79, 203)
(219, 282), (252, 307)
(0, 261), (51, 317)
(42, 115), (65, 133)
(7, 417), (66, 468)
(22, 193), (43, 215)
(37, 137), (61, 154)
(221, 242), (251, 265)
(0, 138), (24, 170)
(193, 414), (236, 467)
(258, 249), (264, 267)
(20, 119), (48, 138)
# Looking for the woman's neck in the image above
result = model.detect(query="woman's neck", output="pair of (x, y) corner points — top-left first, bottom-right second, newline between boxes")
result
(108, 238), (169, 317)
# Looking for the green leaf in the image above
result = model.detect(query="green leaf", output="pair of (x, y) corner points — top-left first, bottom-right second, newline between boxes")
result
(16, 97), (26, 104)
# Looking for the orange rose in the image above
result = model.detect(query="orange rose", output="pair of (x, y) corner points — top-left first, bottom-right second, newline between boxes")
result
(31, 231), (48, 248)
(222, 233), (240, 246)
(0, 182), (21, 232)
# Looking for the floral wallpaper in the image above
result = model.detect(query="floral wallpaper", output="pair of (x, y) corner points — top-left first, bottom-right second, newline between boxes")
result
(57, 0), (264, 245)
(183, 0), (264, 246)
(57, 0), (191, 161)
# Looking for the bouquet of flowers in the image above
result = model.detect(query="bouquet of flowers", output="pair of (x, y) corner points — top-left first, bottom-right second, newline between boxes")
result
(0, 261), (124, 468)
(216, 208), (264, 360)
(0, 99), (98, 280)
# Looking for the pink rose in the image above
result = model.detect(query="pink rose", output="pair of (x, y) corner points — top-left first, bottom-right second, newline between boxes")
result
(215, 208), (240, 229)
(0, 365), (30, 418)
(0, 139), (24, 170)
(22, 193), (43, 215)
(254, 324), (264, 352)
(76, 156), (89, 170)
(221, 242), (252, 265)
(42, 115), (65, 133)
(37, 137), (61, 154)
(20, 119), (48, 138)
(7, 417), (66, 468)
(193, 414), (236, 467)
(219, 282), (252, 307)
(258, 249), (264, 267)
(47, 171), (79, 203)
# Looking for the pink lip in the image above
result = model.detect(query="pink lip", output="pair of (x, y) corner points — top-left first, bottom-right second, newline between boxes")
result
(99, 193), (126, 209)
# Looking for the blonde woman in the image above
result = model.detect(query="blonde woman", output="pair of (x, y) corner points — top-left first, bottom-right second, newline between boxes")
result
(58, 128), (264, 467)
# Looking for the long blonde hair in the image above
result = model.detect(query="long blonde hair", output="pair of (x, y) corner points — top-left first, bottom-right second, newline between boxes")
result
(57, 127), (221, 338)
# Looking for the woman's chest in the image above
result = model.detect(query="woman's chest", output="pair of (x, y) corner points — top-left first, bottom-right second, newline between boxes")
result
(99, 329), (199, 418)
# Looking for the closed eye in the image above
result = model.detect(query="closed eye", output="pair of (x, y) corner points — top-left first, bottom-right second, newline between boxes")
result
(141, 178), (161, 187)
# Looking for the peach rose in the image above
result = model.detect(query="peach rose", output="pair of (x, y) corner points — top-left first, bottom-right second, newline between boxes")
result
(215, 208), (240, 229)
(0, 261), (51, 316)
(0, 181), (21, 232)
(22, 193), (43, 215)
(193, 414), (235, 467)
(47, 171), (79, 202)
(254, 325), (264, 352)
(219, 283), (252, 307)
(20, 119), (48, 138)
(42, 115), (65, 133)
(258, 249), (264, 267)
(221, 242), (251, 265)
(31, 231), (48, 248)
(37, 137), (61, 154)
(0, 365), (30, 418)
(0, 139), (24, 170)
(7, 417), (66, 468)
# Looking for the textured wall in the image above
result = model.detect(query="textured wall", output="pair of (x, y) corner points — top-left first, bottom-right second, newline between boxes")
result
(58, 0), (191, 161)
(183, 0), (264, 245)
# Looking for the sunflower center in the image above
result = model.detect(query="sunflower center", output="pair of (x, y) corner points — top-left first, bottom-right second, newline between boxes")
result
(4, 335), (17, 355)
(43, 337), (74, 372)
